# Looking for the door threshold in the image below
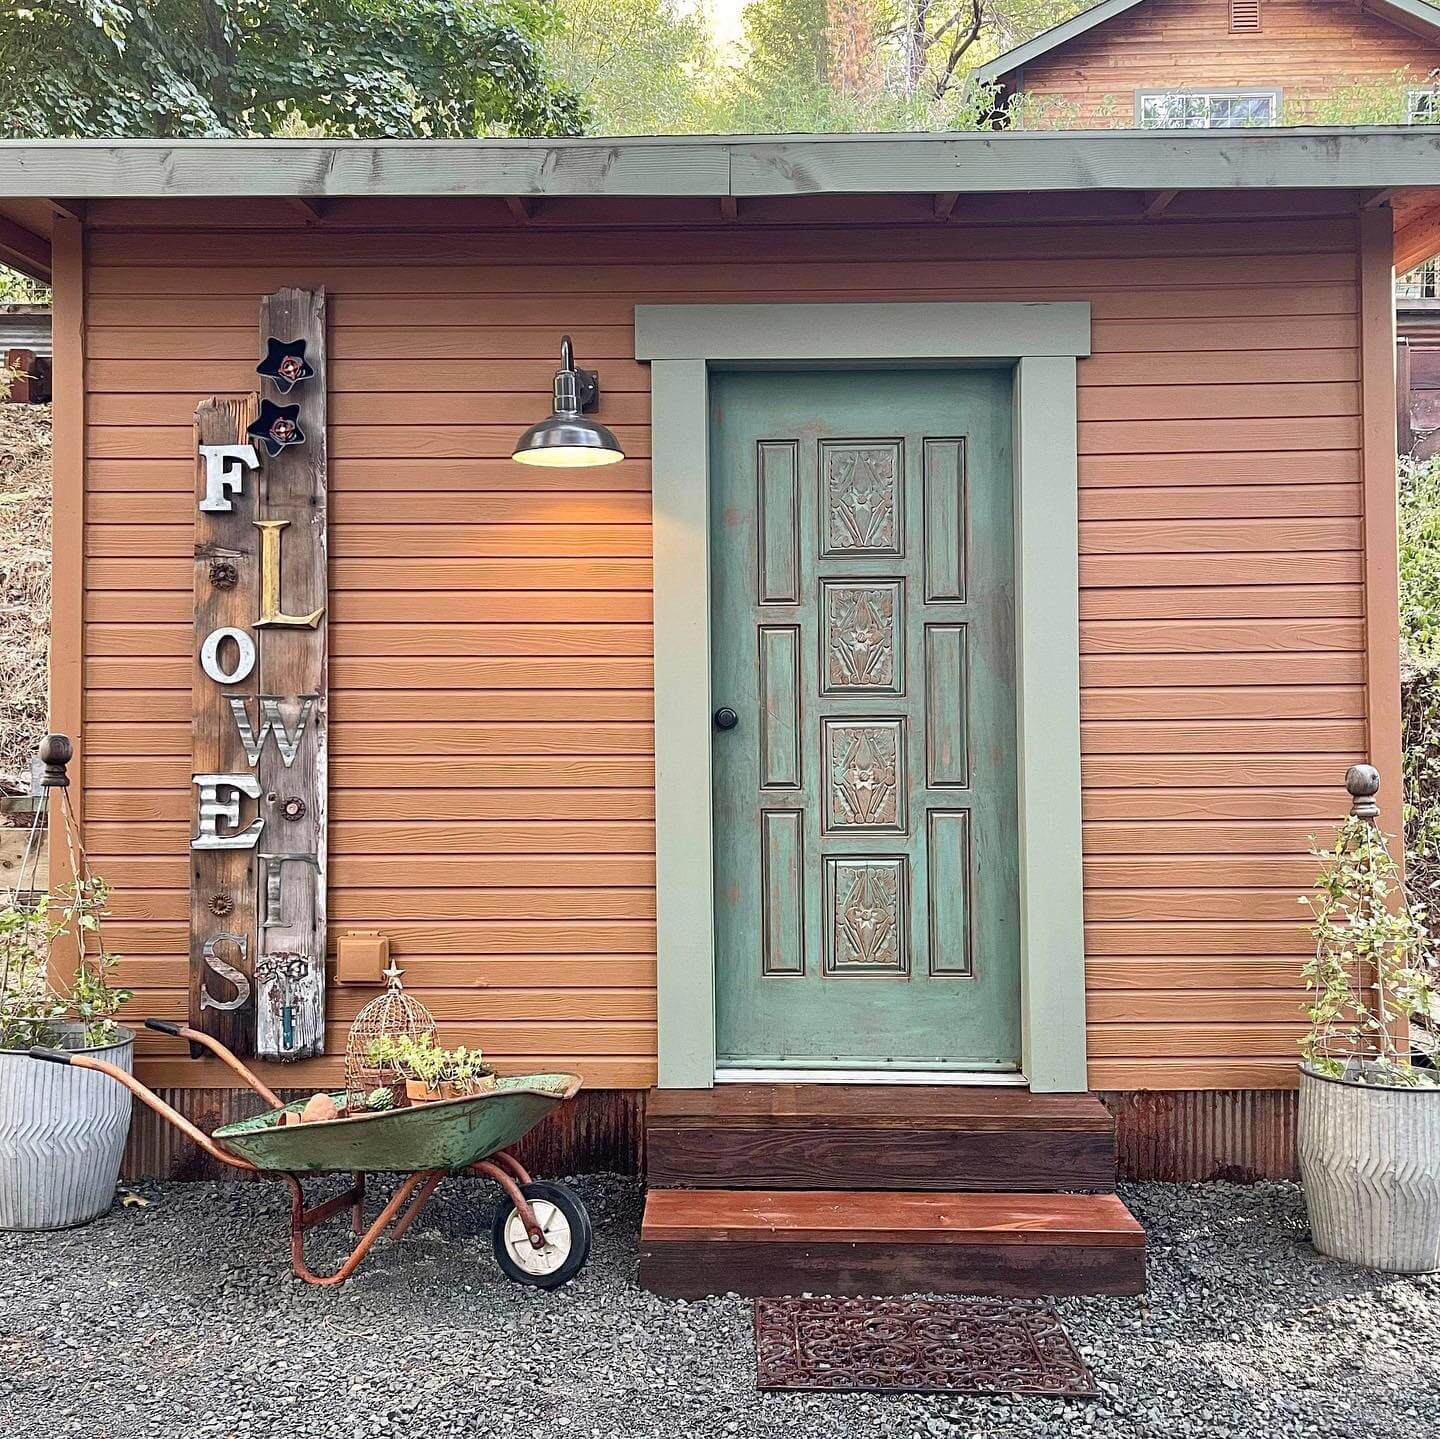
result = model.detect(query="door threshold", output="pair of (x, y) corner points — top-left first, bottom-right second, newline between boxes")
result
(715, 1067), (1028, 1086)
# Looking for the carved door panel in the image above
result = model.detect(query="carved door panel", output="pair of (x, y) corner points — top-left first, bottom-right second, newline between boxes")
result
(711, 369), (1020, 1070)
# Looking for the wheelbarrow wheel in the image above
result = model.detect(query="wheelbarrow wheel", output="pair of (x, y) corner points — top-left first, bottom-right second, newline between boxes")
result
(491, 1181), (592, 1289)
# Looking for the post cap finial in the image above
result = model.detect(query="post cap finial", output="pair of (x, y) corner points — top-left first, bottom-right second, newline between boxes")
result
(1346, 763), (1380, 820)
(38, 734), (72, 789)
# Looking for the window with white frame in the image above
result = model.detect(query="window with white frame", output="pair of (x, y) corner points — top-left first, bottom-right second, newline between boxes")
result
(1408, 89), (1438, 123)
(1136, 89), (1280, 128)
(1397, 259), (1440, 302)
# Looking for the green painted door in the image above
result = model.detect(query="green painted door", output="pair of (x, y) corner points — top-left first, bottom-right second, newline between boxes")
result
(710, 368), (1020, 1071)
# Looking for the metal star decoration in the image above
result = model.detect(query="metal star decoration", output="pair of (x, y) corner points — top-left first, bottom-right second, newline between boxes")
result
(382, 960), (406, 989)
(246, 398), (306, 458)
(256, 337), (315, 395)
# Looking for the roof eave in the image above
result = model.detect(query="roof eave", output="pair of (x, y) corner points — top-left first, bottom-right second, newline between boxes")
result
(1, 129), (1440, 202)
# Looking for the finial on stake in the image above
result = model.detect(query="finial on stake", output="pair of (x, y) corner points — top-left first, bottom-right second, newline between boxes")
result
(38, 734), (72, 789)
(1346, 763), (1381, 822)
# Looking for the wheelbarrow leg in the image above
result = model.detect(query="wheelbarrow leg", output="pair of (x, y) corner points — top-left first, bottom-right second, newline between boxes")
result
(386, 1173), (444, 1242)
(487, 1148), (533, 1187)
(351, 1172), (365, 1236)
(285, 1171), (440, 1287)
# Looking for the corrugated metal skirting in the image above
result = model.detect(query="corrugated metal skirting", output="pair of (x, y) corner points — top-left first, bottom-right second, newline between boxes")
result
(124, 1089), (1297, 1183)
(122, 1088), (645, 1182)
(1100, 1089), (1298, 1182)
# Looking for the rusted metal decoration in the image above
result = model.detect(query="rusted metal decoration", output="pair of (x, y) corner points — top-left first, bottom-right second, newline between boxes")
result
(753, 1298), (1097, 1396)
(208, 560), (239, 591)
(257, 337), (315, 395)
(344, 963), (438, 1111)
(246, 399), (306, 458)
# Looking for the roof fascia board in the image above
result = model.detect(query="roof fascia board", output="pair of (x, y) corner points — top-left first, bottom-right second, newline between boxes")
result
(974, 0), (1149, 83)
(1363, 0), (1440, 40)
(727, 131), (1440, 196)
(0, 131), (1438, 201)
(980, 0), (1440, 84)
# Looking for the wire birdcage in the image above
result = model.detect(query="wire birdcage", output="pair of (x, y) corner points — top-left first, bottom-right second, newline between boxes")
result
(344, 963), (436, 1110)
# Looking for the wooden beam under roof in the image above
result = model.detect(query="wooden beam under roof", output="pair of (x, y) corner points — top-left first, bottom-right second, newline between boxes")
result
(1141, 188), (1178, 219)
(0, 213), (50, 282)
(1397, 198), (1440, 272)
(283, 196), (325, 223)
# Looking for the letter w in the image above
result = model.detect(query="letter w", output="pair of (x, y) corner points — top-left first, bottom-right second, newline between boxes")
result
(229, 695), (317, 768)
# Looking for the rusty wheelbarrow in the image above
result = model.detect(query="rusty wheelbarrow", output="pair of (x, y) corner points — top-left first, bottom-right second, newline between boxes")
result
(27, 1019), (591, 1289)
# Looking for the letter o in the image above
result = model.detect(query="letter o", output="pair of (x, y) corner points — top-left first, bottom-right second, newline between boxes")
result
(201, 626), (256, 685)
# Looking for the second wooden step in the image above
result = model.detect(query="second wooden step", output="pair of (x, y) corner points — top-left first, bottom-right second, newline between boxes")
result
(646, 1085), (1118, 1191)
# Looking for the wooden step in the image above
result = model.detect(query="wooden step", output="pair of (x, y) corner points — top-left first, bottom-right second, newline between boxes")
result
(638, 1188), (1146, 1299)
(646, 1085), (1117, 1192)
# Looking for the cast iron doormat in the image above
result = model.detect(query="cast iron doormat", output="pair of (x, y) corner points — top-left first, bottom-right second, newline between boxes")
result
(753, 1297), (1097, 1396)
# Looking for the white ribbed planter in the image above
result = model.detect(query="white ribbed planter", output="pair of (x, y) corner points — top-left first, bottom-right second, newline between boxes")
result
(0, 1025), (134, 1230)
(1298, 1065), (1440, 1273)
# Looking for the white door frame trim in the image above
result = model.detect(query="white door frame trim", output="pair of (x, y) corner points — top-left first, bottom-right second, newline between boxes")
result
(639, 302), (1092, 1091)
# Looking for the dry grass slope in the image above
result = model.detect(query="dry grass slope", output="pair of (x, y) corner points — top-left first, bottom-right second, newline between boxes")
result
(0, 403), (50, 785)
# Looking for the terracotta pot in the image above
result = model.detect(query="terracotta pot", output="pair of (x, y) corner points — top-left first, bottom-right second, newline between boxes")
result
(404, 1075), (497, 1103)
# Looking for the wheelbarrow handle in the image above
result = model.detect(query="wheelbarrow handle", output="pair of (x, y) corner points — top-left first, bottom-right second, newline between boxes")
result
(36, 1046), (259, 1174)
(143, 1017), (284, 1110)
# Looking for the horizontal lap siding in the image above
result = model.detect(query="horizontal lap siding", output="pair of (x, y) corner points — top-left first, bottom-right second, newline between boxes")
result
(81, 212), (1364, 1090)
(1014, 0), (1440, 125)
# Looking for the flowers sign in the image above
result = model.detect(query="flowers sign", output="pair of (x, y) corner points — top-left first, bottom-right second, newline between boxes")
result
(189, 288), (328, 1062)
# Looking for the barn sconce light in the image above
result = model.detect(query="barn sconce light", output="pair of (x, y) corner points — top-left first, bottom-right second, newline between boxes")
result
(511, 335), (625, 468)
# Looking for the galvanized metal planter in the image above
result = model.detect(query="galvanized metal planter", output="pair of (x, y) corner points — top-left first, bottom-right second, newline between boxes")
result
(0, 1025), (134, 1230)
(1298, 1065), (1440, 1273)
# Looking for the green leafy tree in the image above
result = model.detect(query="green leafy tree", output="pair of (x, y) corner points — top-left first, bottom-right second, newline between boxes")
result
(1303, 67), (1439, 125)
(1400, 457), (1440, 904)
(0, 268), (48, 304)
(741, 0), (831, 101)
(0, 0), (584, 138)
(878, 0), (1094, 100)
(541, 0), (711, 135)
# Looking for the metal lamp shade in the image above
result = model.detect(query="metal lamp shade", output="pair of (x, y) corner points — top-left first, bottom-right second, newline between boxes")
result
(511, 412), (625, 468)
(513, 335), (626, 468)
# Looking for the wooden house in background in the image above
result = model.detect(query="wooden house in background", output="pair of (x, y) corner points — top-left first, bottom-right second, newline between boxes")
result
(2, 130), (1439, 1296)
(976, 0), (1440, 128)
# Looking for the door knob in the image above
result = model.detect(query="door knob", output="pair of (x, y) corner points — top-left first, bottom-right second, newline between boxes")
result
(713, 707), (739, 731)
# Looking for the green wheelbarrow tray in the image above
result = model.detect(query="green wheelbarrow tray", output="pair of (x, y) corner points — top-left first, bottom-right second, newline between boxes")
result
(214, 1073), (583, 1173)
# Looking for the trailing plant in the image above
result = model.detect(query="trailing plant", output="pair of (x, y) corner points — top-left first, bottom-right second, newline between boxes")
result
(0, 754), (132, 1051)
(367, 1032), (493, 1091)
(1399, 457), (1440, 907)
(0, 874), (132, 1051)
(1301, 812), (1438, 1087)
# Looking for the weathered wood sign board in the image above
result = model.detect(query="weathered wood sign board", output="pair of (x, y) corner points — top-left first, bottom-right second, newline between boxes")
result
(189, 288), (328, 1060)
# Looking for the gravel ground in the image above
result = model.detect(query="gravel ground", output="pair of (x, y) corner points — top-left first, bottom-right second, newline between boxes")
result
(1, 1175), (1437, 1439)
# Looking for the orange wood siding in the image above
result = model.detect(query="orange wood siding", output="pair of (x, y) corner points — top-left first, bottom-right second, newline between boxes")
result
(70, 201), (1387, 1091)
(1010, 0), (1440, 126)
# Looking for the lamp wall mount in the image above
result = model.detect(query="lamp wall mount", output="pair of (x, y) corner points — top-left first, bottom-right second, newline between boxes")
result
(557, 335), (600, 414)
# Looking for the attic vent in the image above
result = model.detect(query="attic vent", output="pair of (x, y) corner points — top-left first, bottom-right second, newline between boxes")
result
(1230, 0), (1261, 31)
